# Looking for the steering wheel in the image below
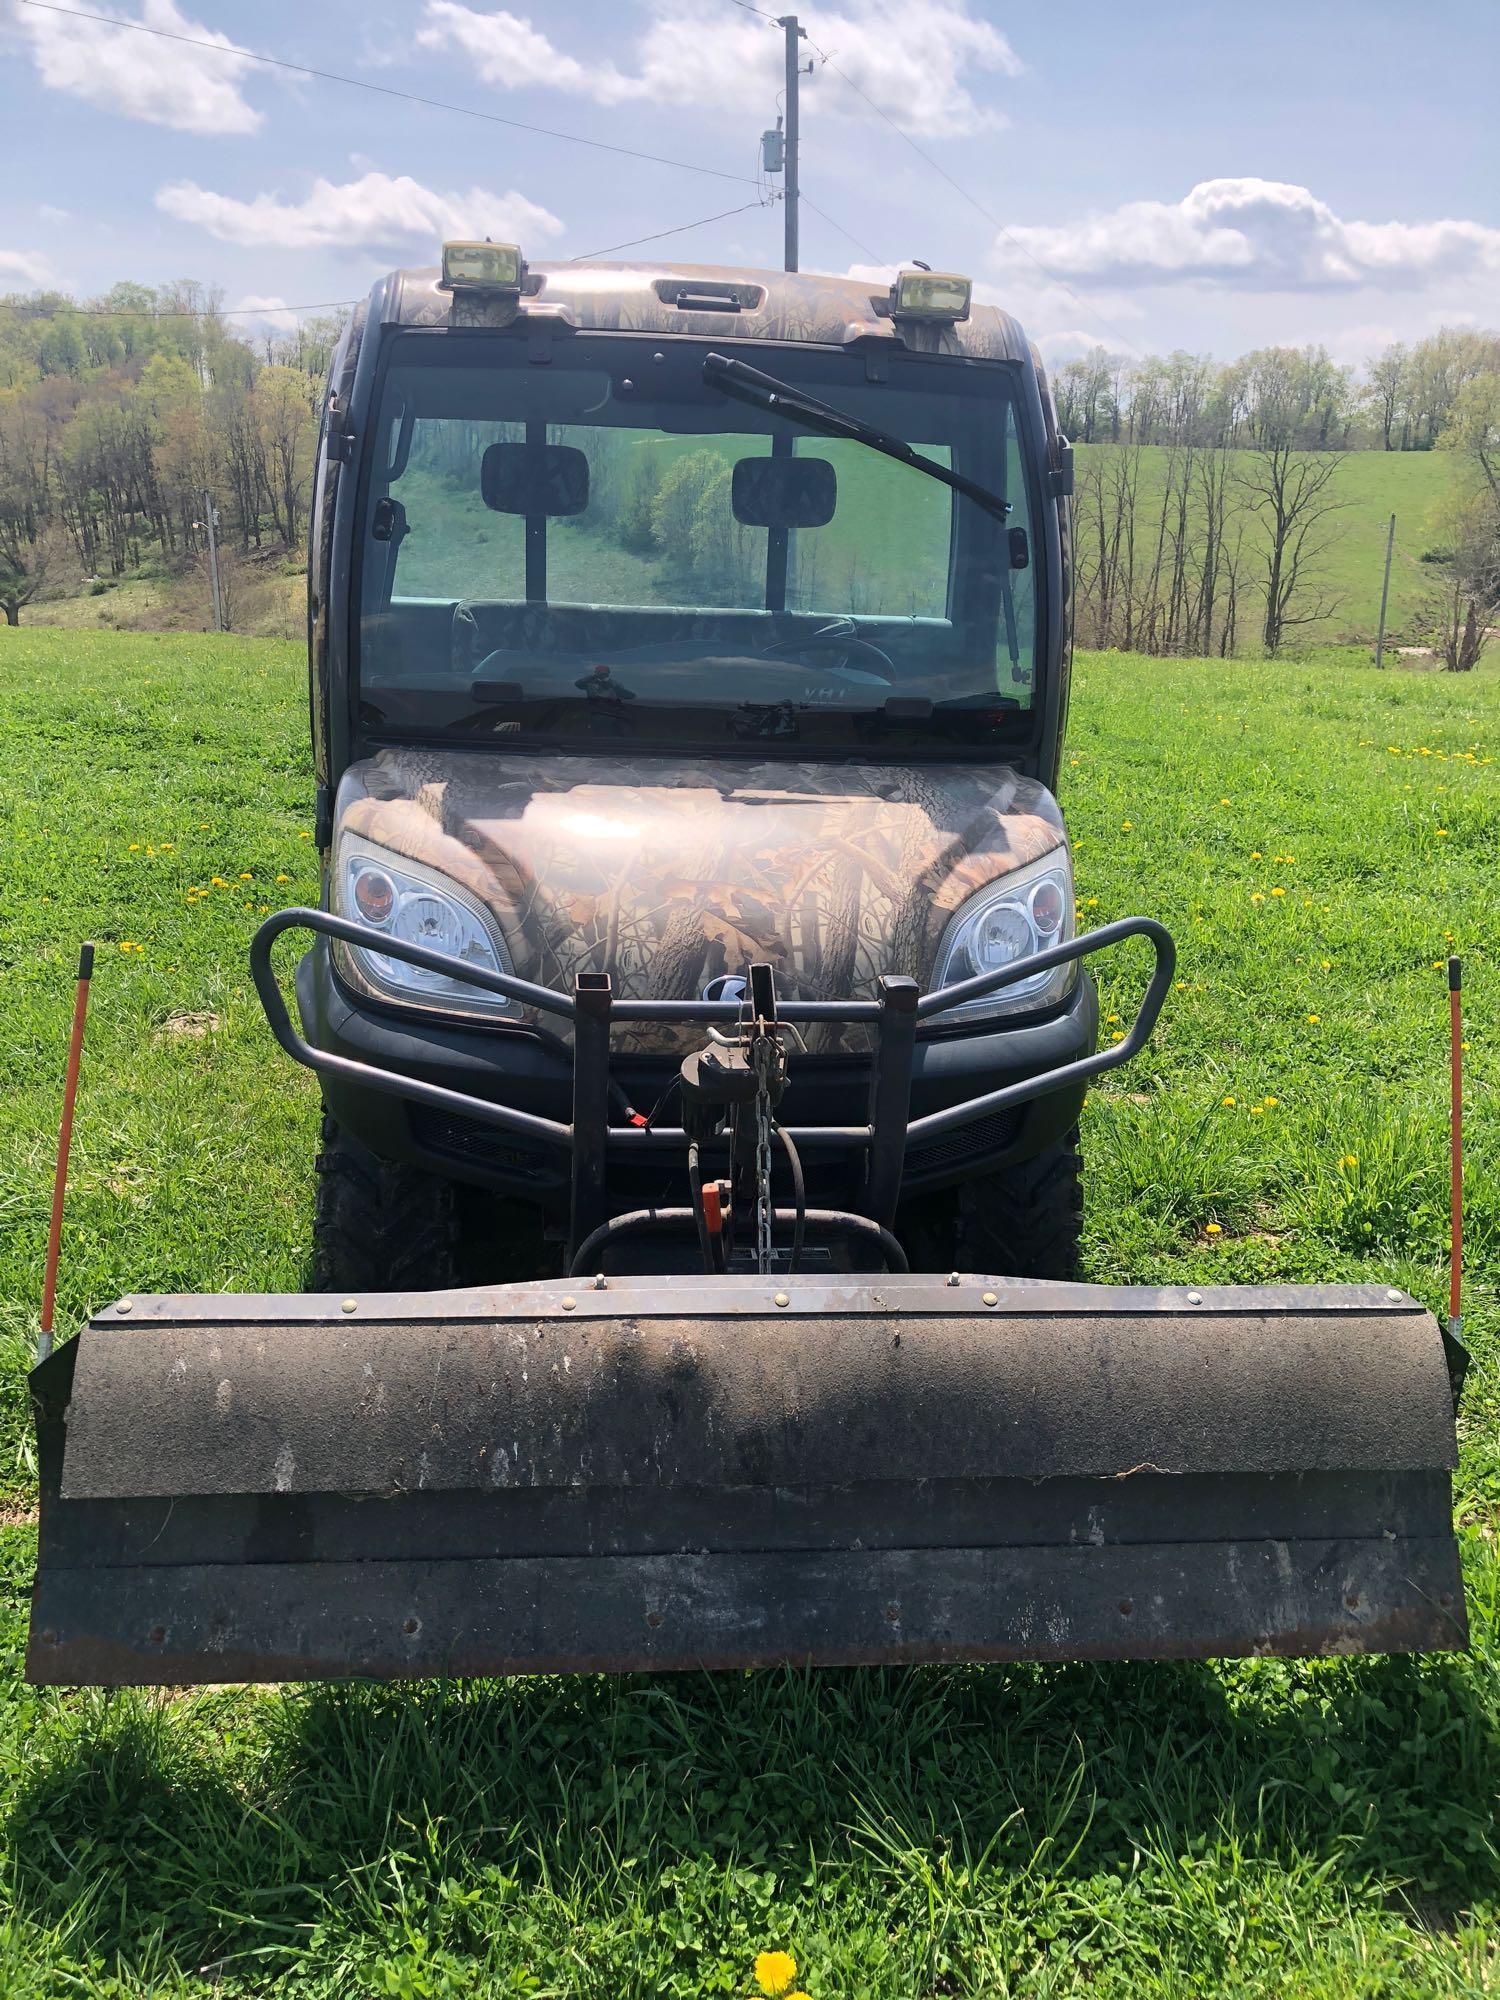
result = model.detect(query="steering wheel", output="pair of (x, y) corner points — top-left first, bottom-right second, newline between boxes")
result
(760, 628), (897, 681)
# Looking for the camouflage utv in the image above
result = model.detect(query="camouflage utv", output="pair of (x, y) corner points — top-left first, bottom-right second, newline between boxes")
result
(27, 246), (1465, 1684)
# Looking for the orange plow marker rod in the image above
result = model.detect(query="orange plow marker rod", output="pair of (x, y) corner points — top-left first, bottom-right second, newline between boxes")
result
(1449, 957), (1463, 1335)
(38, 943), (94, 1363)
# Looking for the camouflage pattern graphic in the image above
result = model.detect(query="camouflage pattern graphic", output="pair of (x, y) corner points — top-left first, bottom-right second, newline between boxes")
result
(337, 749), (1065, 1053)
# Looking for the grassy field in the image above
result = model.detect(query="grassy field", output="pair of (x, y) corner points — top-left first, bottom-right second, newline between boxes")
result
(1, 627), (1497, 1996)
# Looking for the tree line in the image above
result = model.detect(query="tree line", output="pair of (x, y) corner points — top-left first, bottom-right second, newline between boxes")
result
(1051, 332), (1500, 662)
(1, 286), (1496, 665)
(0, 283), (341, 624)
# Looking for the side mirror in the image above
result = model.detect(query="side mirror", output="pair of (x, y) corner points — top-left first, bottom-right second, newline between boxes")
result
(481, 441), (590, 517)
(732, 456), (836, 528)
(1046, 441), (1074, 501)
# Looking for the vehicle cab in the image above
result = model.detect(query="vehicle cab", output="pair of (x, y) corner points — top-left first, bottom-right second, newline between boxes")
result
(302, 241), (1091, 1283)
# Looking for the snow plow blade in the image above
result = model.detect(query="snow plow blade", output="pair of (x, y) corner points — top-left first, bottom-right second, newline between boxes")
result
(28, 1277), (1464, 1685)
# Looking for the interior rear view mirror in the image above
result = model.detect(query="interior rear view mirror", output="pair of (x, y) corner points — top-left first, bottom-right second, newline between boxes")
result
(481, 441), (590, 517)
(731, 456), (836, 528)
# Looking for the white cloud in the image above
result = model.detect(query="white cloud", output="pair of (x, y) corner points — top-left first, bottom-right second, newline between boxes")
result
(157, 171), (564, 254)
(993, 178), (1500, 293)
(15, 0), (263, 135)
(416, 0), (1018, 135)
(231, 294), (299, 332)
(0, 248), (61, 289)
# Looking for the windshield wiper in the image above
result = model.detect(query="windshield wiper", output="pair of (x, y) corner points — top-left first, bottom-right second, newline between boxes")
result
(702, 352), (1011, 524)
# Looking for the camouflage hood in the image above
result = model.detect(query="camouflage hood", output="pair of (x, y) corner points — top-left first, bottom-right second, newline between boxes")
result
(337, 749), (1065, 1051)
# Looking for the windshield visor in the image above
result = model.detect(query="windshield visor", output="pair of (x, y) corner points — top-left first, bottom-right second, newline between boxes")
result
(355, 333), (1043, 752)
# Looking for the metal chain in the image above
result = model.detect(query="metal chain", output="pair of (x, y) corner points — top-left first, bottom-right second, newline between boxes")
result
(752, 1037), (775, 1275)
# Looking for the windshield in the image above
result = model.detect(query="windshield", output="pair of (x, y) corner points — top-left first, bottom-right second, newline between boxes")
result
(356, 332), (1041, 753)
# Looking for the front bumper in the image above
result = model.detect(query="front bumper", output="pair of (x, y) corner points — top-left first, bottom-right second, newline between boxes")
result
(296, 945), (1098, 1203)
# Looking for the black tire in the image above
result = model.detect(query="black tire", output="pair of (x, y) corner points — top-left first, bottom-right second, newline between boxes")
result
(956, 1128), (1085, 1282)
(311, 1112), (461, 1293)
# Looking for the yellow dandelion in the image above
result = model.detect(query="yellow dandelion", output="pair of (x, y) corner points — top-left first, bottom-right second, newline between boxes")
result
(1250, 849), (1262, 859)
(1435, 828), (1450, 838)
(1222, 1095), (1237, 1107)
(1205, 1222), (1222, 1236)
(1250, 892), (1265, 904)
(1110, 1030), (1124, 1043)
(1270, 886), (1285, 897)
(145, 845), (155, 855)
(161, 841), (174, 851)
(1263, 1095), (1279, 1108)
(1339, 1153), (1358, 1170)
(128, 842), (140, 852)
(1106, 1012), (1121, 1025)
(1250, 1105), (1264, 1115)
(1174, 979), (1189, 990)
(1307, 1013), (1320, 1024)
(1121, 820), (1133, 831)
(211, 876), (227, 887)
(239, 871), (253, 880)
(298, 829), (312, 839)
(1220, 796), (1231, 805)
(198, 822), (210, 829)
(277, 872), (290, 883)
(754, 1951), (798, 1998)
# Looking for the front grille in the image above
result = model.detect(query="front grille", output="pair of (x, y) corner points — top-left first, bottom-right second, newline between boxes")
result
(904, 1108), (1021, 1181)
(408, 1106), (561, 1186)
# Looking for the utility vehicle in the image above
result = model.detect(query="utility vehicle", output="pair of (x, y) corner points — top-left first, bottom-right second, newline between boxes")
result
(26, 246), (1464, 1684)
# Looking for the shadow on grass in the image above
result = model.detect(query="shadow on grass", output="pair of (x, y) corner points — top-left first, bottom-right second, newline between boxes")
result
(7, 1639), (1499, 1978)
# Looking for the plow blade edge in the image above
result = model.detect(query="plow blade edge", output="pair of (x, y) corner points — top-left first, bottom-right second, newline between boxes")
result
(28, 1278), (1465, 1684)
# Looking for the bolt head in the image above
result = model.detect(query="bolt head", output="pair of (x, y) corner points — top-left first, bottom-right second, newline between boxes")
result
(116, 1299), (133, 1314)
(1187, 1291), (1203, 1306)
(947, 1271), (961, 1286)
(774, 1291), (790, 1308)
(982, 1290), (998, 1307)
(561, 1295), (577, 1311)
(340, 1298), (357, 1314)
(1386, 1288), (1404, 1303)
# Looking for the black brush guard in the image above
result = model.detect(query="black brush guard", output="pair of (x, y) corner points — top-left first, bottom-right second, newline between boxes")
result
(26, 914), (1466, 1685)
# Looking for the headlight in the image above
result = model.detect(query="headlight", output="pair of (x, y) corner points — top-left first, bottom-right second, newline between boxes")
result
(930, 850), (1076, 1021)
(333, 833), (520, 1019)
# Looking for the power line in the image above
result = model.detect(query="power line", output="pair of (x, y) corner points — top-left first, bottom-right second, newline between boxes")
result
(803, 32), (1142, 354)
(0, 199), (782, 316)
(798, 193), (887, 269)
(0, 296), (356, 318)
(566, 199), (775, 263)
(13, 0), (760, 187)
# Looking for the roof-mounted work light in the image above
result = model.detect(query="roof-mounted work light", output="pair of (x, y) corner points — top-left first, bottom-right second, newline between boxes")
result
(890, 268), (972, 323)
(440, 241), (525, 294)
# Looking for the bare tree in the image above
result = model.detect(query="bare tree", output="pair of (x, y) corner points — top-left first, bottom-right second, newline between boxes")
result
(1240, 443), (1347, 654)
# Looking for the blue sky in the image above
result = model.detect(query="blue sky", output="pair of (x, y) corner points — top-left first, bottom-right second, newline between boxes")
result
(3, 0), (1497, 364)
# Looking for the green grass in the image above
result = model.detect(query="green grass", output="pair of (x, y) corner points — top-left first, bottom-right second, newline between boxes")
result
(1074, 442), (1466, 648)
(1, 626), (1497, 1996)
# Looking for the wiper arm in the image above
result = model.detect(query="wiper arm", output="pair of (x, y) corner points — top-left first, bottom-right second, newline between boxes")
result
(703, 351), (1011, 524)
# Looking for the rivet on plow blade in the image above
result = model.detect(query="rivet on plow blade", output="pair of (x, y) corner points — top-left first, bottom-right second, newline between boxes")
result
(24, 1278), (1467, 1685)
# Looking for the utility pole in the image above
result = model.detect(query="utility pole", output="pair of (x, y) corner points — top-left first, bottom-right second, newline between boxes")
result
(1374, 510), (1395, 667)
(202, 488), (223, 633)
(779, 13), (804, 272)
